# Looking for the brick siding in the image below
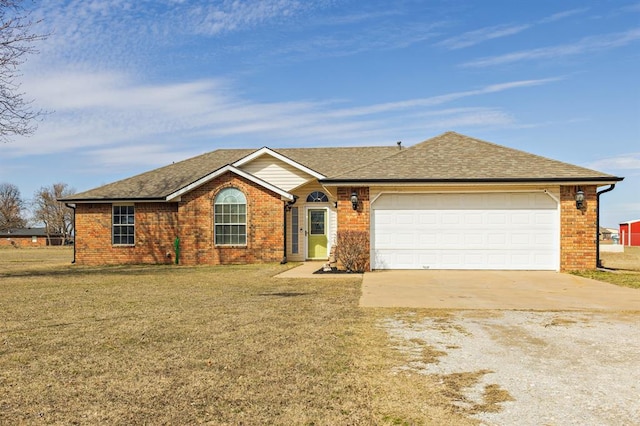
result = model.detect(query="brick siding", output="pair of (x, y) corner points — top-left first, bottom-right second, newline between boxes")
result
(336, 187), (371, 271)
(0, 235), (50, 248)
(177, 174), (284, 266)
(73, 173), (284, 266)
(560, 185), (597, 271)
(75, 202), (179, 265)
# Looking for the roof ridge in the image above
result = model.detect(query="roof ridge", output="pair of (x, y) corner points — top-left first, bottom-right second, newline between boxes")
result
(327, 136), (429, 179)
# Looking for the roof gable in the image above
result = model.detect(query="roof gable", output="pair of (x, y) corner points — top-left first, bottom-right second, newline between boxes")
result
(166, 165), (294, 201)
(233, 147), (325, 181)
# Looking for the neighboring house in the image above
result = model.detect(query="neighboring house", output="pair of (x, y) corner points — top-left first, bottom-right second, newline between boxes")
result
(599, 226), (612, 240)
(0, 227), (63, 247)
(60, 132), (623, 271)
(620, 220), (640, 246)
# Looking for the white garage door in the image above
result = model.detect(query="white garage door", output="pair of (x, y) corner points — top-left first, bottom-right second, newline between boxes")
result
(372, 193), (559, 270)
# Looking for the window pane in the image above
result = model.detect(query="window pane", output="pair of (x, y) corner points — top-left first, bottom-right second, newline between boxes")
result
(310, 210), (325, 235)
(213, 188), (246, 245)
(112, 205), (135, 245)
(291, 207), (298, 254)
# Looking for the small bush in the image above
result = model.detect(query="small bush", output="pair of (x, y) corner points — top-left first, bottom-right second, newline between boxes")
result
(336, 230), (368, 272)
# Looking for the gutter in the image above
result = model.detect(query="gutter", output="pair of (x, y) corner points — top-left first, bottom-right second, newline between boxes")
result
(596, 184), (616, 269)
(64, 203), (76, 264)
(320, 177), (624, 185)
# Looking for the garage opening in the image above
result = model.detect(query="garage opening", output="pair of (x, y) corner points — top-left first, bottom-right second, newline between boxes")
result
(371, 192), (559, 270)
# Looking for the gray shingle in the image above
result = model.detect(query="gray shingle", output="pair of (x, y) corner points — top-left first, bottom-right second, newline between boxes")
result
(60, 132), (621, 202)
(325, 132), (620, 181)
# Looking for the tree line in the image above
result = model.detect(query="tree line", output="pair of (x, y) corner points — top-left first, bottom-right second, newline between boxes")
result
(0, 182), (74, 244)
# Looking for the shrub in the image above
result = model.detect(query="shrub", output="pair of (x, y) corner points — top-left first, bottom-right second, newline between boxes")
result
(335, 230), (368, 272)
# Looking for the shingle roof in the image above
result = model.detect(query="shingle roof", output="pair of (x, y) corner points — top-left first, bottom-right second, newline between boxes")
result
(324, 132), (621, 182)
(0, 227), (49, 237)
(61, 146), (398, 201)
(60, 132), (621, 202)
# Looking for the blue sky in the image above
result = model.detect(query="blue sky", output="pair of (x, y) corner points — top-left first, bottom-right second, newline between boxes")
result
(1, 0), (639, 227)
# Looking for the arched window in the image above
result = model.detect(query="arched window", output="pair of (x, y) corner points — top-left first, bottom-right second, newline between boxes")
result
(306, 191), (328, 202)
(214, 188), (247, 245)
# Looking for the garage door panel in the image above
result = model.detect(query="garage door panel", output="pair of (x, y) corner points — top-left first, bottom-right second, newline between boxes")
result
(372, 193), (559, 270)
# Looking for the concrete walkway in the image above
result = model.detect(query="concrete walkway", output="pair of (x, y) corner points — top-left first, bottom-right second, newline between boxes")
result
(360, 270), (640, 311)
(275, 261), (363, 279)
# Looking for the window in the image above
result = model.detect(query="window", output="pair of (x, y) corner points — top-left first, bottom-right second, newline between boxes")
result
(214, 188), (247, 245)
(306, 191), (328, 202)
(291, 207), (299, 254)
(113, 205), (135, 245)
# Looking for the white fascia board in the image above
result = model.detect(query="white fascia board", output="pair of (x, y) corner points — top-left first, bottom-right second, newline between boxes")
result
(232, 147), (326, 180)
(165, 164), (294, 201)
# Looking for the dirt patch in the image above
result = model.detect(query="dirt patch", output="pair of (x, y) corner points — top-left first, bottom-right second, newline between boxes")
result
(382, 311), (640, 425)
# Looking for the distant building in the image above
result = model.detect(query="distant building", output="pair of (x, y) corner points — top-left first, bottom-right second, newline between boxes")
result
(0, 228), (64, 247)
(619, 220), (640, 246)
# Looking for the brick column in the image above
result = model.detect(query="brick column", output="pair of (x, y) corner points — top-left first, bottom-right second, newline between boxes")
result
(560, 185), (597, 271)
(336, 187), (371, 270)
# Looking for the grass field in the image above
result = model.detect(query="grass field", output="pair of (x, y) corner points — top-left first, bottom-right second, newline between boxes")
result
(574, 246), (640, 289)
(0, 247), (475, 425)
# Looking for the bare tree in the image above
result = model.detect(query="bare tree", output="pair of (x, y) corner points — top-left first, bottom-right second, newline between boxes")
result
(32, 183), (75, 244)
(0, 0), (46, 143)
(0, 181), (25, 230)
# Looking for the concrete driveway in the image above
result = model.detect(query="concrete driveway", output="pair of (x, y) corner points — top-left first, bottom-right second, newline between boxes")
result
(360, 270), (640, 310)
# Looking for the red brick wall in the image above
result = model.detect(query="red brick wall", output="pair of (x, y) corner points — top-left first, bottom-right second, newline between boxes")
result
(176, 174), (284, 266)
(560, 185), (597, 271)
(0, 236), (48, 247)
(336, 187), (370, 270)
(73, 173), (284, 266)
(75, 202), (179, 265)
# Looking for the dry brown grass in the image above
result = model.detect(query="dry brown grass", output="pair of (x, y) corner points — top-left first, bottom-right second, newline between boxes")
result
(573, 246), (640, 289)
(0, 247), (475, 425)
(600, 246), (640, 271)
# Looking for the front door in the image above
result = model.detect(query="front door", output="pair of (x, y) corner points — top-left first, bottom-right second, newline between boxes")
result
(308, 209), (327, 259)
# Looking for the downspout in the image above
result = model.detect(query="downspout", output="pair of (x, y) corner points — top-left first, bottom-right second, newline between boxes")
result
(64, 203), (76, 264)
(281, 202), (288, 264)
(596, 184), (616, 269)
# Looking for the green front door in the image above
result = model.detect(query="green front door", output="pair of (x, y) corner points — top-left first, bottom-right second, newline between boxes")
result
(308, 209), (327, 259)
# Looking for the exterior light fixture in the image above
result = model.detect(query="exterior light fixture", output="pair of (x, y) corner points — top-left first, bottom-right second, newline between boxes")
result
(350, 191), (359, 210)
(575, 188), (585, 210)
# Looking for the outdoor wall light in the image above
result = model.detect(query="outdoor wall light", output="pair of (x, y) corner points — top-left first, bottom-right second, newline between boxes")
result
(350, 191), (359, 210)
(575, 188), (585, 210)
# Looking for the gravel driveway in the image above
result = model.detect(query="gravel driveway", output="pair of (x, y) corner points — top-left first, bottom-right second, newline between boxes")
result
(382, 311), (640, 425)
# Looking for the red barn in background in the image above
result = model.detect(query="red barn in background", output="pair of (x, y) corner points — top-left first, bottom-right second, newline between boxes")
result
(620, 220), (640, 246)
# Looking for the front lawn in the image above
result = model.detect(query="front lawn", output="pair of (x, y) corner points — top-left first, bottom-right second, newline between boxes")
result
(574, 246), (640, 289)
(0, 248), (473, 425)
(571, 270), (640, 289)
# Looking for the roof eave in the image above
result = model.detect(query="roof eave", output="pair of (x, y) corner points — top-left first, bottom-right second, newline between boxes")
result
(320, 177), (624, 185)
(58, 197), (167, 203)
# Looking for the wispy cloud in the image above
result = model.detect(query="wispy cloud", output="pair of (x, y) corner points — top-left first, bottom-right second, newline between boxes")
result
(437, 24), (530, 49)
(620, 3), (640, 13)
(325, 78), (561, 117)
(587, 154), (640, 171)
(538, 8), (589, 24)
(463, 28), (640, 67)
(188, 0), (305, 36)
(9, 69), (554, 165)
(437, 7), (588, 50)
